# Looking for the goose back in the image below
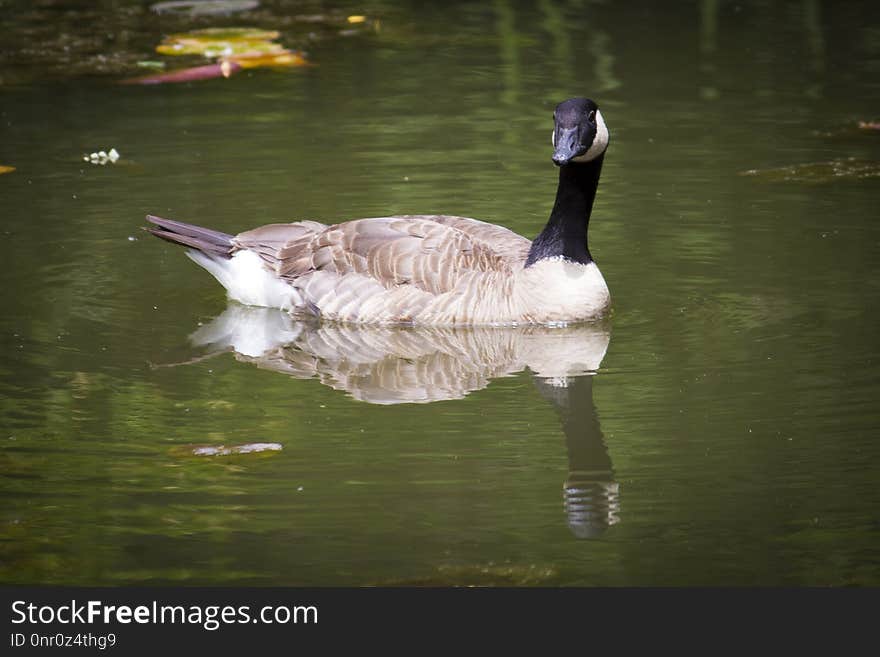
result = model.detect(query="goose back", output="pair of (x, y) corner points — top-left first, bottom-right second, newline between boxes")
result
(229, 214), (548, 324)
(234, 215), (530, 294)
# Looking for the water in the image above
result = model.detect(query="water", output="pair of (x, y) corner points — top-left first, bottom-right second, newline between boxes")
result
(1, 0), (878, 586)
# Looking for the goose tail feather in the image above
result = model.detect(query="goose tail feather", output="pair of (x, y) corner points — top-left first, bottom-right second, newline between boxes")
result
(145, 214), (234, 259)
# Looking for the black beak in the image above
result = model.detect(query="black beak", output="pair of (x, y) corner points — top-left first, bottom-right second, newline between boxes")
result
(552, 126), (584, 166)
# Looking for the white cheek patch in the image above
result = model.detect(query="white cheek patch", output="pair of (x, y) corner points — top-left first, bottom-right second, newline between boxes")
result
(551, 129), (556, 147)
(572, 109), (609, 162)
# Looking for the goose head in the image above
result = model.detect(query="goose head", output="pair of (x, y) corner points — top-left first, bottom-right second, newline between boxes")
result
(551, 98), (609, 166)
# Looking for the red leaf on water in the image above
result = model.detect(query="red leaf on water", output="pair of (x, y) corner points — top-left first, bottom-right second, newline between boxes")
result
(120, 60), (242, 85)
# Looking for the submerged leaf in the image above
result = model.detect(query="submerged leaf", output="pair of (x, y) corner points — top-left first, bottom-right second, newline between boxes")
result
(378, 563), (558, 586)
(151, 1), (260, 16)
(173, 442), (283, 457)
(0, 165), (15, 175)
(740, 158), (880, 183)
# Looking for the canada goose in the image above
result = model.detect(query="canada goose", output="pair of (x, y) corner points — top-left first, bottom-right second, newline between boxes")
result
(146, 97), (611, 326)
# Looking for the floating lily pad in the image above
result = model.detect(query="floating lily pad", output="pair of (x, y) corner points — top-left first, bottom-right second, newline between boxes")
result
(0, 165), (15, 175)
(151, 0), (259, 15)
(740, 158), (880, 183)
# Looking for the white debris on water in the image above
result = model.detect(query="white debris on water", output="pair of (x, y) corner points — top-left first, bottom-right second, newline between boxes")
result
(84, 148), (121, 165)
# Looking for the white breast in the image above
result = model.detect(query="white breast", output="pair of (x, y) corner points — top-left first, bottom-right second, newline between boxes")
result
(514, 258), (610, 324)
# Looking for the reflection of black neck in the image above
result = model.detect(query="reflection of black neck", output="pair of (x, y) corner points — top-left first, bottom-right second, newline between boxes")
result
(532, 373), (617, 539)
(526, 155), (604, 267)
(534, 375), (612, 474)
(560, 378), (613, 474)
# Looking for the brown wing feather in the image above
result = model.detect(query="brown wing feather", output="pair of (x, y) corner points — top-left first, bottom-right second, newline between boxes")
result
(407, 215), (531, 264)
(233, 221), (326, 267)
(232, 215), (529, 296)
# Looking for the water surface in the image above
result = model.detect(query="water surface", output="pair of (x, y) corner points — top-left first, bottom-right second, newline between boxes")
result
(1, 0), (879, 586)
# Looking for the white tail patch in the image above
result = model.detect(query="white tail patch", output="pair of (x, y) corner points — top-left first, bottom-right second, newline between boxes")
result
(186, 249), (301, 311)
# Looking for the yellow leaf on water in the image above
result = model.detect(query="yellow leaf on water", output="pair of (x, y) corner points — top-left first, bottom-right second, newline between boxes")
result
(347, 15), (367, 24)
(0, 165), (15, 175)
(156, 28), (284, 57)
(157, 39), (285, 57)
(226, 49), (310, 69)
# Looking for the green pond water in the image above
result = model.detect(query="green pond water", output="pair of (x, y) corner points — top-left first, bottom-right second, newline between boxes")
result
(1, 0), (879, 586)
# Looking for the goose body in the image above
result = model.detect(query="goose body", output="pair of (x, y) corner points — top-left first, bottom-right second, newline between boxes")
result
(147, 98), (611, 326)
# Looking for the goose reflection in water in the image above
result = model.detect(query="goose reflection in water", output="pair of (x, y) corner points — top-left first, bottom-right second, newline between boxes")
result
(185, 304), (620, 538)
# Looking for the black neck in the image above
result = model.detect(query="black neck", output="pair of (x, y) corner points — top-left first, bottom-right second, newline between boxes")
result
(525, 154), (604, 267)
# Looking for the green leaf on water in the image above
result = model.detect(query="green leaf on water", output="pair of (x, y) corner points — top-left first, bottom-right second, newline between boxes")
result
(174, 27), (280, 40)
